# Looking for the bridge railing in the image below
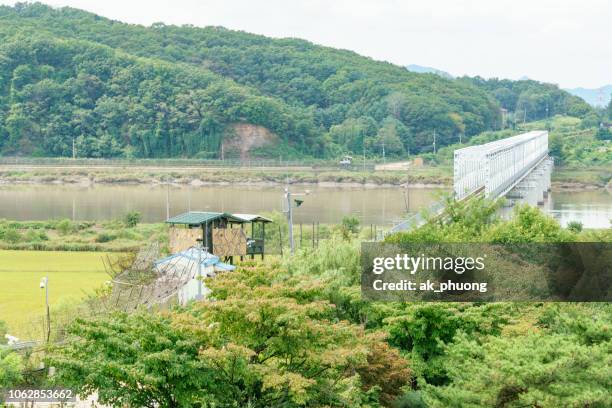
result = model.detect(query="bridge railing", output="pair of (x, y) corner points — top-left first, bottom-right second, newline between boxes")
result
(454, 146), (487, 200)
(454, 131), (548, 200)
(484, 131), (548, 198)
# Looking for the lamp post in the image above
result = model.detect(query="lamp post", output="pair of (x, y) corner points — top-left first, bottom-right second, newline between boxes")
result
(40, 276), (50, 342)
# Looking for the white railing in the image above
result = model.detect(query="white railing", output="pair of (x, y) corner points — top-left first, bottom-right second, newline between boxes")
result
(454, 131), (548, 200)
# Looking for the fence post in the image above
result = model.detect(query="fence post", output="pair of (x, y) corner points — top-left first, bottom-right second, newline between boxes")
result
(312, 222), (315, 248)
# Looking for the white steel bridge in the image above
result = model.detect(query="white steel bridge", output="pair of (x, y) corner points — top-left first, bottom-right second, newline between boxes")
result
(390, 130), (553, 233)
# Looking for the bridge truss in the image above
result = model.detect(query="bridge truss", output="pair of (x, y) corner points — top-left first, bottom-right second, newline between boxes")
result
(454, 131), (549, 200)
(389, 130), (550, 234)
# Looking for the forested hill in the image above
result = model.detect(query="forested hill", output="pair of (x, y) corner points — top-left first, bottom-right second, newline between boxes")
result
(0, 3), (593, 159)
(459, 77), (593, 121)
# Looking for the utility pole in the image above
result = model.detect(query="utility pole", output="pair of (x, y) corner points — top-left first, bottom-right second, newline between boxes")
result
(433, 129), (437, 154)
(363, 138), (366, 172)
(285, 187), (294, 254)
(40, 276), (50, 342)
(72, 137), (76, 159)
(283, 185), (308, 255)
(166, 180), (170, 219)
(382, 139), (386, 165)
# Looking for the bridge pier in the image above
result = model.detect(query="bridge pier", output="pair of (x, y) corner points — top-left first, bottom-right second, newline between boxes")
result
(507, 157), (553, 207)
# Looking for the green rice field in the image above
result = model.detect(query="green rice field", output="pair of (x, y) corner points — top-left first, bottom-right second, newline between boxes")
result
(0, 250), (112, 338)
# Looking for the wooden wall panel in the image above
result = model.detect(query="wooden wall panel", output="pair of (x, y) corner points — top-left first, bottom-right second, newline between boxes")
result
(213, 228), (247, 256)
(169, 227), (201, 253)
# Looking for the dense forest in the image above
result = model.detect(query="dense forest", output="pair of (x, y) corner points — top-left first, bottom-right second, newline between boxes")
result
(0, 3), (594, 159)
(459, 77), (592, 122)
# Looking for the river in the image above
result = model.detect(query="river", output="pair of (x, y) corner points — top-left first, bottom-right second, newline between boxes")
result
(0, 184), (610, 228)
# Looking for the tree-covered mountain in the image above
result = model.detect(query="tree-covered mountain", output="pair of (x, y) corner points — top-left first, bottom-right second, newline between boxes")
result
(0, 2), (594, 159)
(459, 76), (592, 123)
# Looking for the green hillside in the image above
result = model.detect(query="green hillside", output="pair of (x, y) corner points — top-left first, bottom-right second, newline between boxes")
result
(459, 77), (592, 122)
(0, 3), (594, 159)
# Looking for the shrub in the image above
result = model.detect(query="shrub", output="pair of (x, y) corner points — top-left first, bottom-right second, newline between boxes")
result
(0, 228), (21, 243)
(567, 220), (583, 233)
(424, 332), (612, 407)
(341, 215), (360, 236)
(95, 232), (117, 243)
(55, 219), (75, 235)
(24, 229), (49, 242)
(123, 211), (142, 228)
(0, 348), (23, 389)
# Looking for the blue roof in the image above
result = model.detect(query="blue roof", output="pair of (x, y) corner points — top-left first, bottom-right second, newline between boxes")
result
(154, 247), (236, 271)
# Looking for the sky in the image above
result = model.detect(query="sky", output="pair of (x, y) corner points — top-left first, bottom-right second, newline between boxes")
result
(2, 0), (610, 89)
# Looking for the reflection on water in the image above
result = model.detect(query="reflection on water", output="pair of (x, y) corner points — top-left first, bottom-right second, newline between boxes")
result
(546, 191), (612, 229)
(0, 184), (609, 228)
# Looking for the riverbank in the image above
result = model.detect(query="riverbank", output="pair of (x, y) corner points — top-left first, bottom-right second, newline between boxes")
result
(0, 163), (609, 190)
(0, 164), (451, 188)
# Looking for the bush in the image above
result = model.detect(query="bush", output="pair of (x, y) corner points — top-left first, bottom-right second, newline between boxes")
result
(341, 215), (360, 236)
(95, 232), (117, 243)
(424, 331), (612, 407)
(55, 219), (75, 235)
(123, 211), (142, 228)
(567, 220), (583, 233)
(24, 229), (49, 242)
(0, 348), (23, 388)
(393, 391), (428, 408)
(0, 228), (21, 243)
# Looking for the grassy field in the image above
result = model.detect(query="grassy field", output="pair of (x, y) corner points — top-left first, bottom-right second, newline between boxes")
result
(0, 250), (113, 338)
(0, 219), (167, 252)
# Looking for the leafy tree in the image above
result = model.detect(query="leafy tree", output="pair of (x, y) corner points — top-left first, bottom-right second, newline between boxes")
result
(46, 313), (213, 408)
(0, 347), (23, 389)
(123, 211), (142, 227)
(424, 331), (612, 408)
(46, 265), (412, 407)
(566, 220), (583, 233)
(341, 215), (361, 236)
(484, 205), (575, 243)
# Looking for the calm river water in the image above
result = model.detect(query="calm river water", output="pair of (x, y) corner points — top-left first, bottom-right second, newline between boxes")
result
(0, 184), (610, 228)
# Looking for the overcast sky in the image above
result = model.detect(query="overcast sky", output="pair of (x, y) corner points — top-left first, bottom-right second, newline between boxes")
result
(2, 0), (610, 88)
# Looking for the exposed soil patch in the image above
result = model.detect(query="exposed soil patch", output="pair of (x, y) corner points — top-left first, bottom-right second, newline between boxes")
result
(224, 123), (280, 160)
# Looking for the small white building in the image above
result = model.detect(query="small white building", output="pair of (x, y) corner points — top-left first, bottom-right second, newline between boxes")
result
(111, 246), (236, 309)
(153, 247), (236, 305)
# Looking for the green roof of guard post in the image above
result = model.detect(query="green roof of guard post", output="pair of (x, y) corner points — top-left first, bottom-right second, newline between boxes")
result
(165, 211), (247, 226)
